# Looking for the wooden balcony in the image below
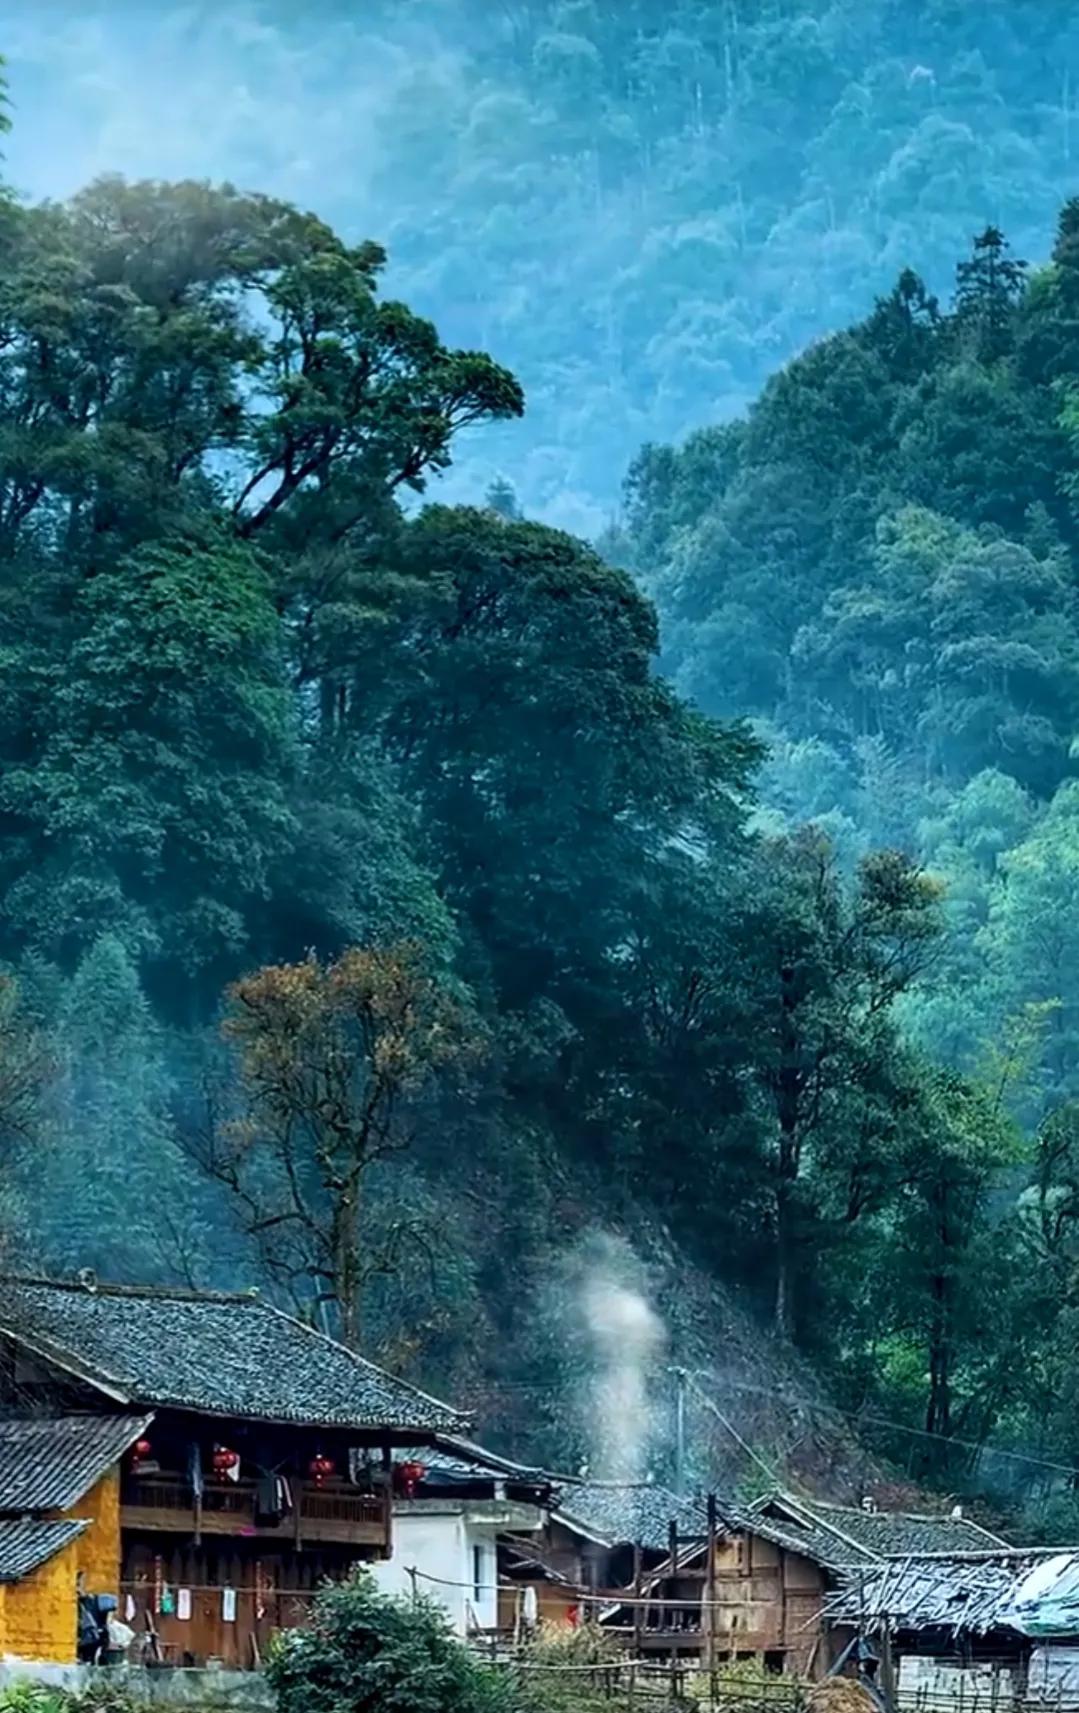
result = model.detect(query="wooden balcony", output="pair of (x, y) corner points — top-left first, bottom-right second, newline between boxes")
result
(121, 1475), (390, 1551)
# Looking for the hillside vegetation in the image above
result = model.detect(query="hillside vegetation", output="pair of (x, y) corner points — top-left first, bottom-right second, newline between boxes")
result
(2, 22), (1079, 1533)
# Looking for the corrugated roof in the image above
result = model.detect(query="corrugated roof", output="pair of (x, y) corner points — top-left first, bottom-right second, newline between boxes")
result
(0, 1519), (87, 1582)
(555, 1482), (706, 1552)
(0, 1277), (466, 1433)
(0, 1414), (152, 1513)
(823, 1551), (1078, 1636)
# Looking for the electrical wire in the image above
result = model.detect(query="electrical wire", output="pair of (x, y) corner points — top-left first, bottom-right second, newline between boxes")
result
(463, 1371), (1079, 1482)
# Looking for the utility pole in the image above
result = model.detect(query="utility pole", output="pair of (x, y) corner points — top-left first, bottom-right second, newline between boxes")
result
(671, 1366), (688, 1496)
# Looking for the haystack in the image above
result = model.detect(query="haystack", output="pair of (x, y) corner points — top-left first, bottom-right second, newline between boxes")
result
(806, 1677), (879, 1713)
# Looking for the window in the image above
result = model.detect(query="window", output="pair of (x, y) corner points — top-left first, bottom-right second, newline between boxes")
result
(473, 1543), (484, 1604)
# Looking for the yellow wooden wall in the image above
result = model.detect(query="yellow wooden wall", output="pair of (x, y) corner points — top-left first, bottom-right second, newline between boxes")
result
(74, 1469), (121, 1591)
(0, 1536), (80, 1662)
(0, 1465), (123, 1664)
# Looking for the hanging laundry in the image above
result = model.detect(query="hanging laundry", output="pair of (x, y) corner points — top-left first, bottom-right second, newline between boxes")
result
(255, 1474), (283, 1525)
(188, 1442), (203, 1501)
(160, 1586), (175, 1617)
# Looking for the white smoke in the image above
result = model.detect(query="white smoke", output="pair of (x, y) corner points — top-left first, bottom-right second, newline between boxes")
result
(579, 1239), (665, 1482)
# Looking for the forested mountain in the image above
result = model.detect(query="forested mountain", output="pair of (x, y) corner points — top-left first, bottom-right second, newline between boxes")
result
(615, 206), (1079, 1530)
(6, 11), (1079, 1540)
(5, 0), (1079, 530)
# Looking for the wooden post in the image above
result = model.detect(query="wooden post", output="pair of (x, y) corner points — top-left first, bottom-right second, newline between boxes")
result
(880, 1621), (897, 1706)
(706, 1492), (718, 1687)
(633, 1540), (644, 1660)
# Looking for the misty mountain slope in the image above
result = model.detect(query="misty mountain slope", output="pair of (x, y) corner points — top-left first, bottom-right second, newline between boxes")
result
(3, 1), (1079, 529)
(1, 21), (1077, 1545)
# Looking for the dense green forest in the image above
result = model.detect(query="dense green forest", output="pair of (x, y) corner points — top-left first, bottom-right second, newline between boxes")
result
(7, 6), (1079, 1538)
(6, 0), (1079, 531)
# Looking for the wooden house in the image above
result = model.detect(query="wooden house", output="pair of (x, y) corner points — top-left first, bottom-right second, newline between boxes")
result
(599, 1489), (1009, 1676)
(498, 1480), (704, 1631)
(823, 1547), (1079, 1707)
(0, 1274), (467, 1668)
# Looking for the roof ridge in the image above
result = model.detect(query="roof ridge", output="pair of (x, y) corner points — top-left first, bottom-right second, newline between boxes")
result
(811, 1498), (968, 1521)
(561, 1478), (684, 1492)
(0, 1273), (260, 1306)
(765, 1491), (885, 1561)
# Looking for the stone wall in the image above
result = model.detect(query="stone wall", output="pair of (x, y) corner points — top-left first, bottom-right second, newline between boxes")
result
(0, 1659), (275, 1709)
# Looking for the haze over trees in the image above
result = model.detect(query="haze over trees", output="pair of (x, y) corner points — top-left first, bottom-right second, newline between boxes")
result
(6, 9), (1079, 1538)
(5, 0), (1079, 531)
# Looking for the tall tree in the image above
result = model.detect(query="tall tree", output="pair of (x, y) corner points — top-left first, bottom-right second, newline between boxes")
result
(204, 944), (475, 1347)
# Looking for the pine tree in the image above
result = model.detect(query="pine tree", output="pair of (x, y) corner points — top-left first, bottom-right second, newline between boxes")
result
(38, 936), (207, 1282)
(954, 225), (1027, 359)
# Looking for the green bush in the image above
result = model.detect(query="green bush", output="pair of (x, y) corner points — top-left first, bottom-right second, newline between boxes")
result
(266, 1573), (513, 1713)
(0, 1688), (69, 1713)
(0, 1683), (153, 1713)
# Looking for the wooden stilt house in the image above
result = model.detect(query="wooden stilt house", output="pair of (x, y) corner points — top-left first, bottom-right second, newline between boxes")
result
(0, 1274), (467, 1668)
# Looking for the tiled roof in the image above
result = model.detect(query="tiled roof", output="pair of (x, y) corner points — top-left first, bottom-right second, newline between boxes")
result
(0, 1277), (466, 1433)
(799, 1497), (1007, 1557)
(740, 1503), (874, 1569)
(0, 1519), (87, 1582)
(0, 1414), (152, 1513)
(755, 1493), (1008, 1564)
(555, 1482), (706, 1552)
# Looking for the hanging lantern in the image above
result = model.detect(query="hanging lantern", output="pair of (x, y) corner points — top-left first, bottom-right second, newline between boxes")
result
(212, 1446), (239, 1476)
(130, 1437), (153, 1471)
(395, 1460), (427, 1499)
(308, 1454), (335, 1488)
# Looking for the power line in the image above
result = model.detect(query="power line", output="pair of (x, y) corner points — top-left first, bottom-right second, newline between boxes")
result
(463, 1370), (1079, 1483)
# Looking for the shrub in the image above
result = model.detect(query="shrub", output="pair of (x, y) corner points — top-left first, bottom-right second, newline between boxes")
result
(266, 1572), (513, 1713)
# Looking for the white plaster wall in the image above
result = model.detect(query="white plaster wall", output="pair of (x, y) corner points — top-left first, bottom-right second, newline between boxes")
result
(1029, 1645), (1079, 1701)
(898, 1654), (1020, 1707)
(370, 1511), (500, 1635)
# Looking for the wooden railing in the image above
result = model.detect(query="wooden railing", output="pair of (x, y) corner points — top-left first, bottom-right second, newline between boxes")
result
(121, 1476), (390, 1548)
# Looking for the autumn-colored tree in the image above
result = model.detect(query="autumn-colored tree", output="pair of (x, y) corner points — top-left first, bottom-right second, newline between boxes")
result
(208, 944), (474, 1347)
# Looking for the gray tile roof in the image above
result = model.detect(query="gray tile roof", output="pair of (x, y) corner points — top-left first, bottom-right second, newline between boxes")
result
(397, 1442), (550, 1494)
(0, 1277), (466, 1433)
(0, 1519), (87, 1582)
(0, 1414), (153, 1514)
(755, 1494), (1008, 1564)
(738, 1503), (874, 1569)
(555, 1481), (706, 1552)
(798, 1497), (1007, 1557)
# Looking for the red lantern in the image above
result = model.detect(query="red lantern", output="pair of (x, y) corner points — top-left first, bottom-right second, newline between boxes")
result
(308, 1454), (335, 1488)
(212, 1446), (239, 1476)
(395, 1460), (427, 1499)
(134, 1439), (152, 1461)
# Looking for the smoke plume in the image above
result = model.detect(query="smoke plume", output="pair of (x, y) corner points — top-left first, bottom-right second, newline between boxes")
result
(579, 1235), (665, 1481)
